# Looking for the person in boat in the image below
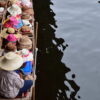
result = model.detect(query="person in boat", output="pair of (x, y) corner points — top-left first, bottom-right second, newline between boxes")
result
(0, 52), (34, 98)
(16, 49), (34, 75)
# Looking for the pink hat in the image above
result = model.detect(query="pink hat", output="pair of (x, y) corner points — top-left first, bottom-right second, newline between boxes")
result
(7, 34), (18, 42)
(10, 16), (19, 25)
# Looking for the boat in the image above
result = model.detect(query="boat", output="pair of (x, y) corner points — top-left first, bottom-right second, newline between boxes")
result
(0, 0), (38, 100)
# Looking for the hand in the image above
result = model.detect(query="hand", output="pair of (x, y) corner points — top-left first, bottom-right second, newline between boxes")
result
(25, 75), (34, 80)
(25, 74), (37, 80)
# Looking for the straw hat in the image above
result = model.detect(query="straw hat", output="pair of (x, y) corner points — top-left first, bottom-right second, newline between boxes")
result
(0, 0), (7, 7)
(0, 28), (21, 39)
(21, 0), (32, 7)
(0, 28), (8, 38)
(7, 27), (15, 34)
(0, 52), (23, 71)
(7, 34), (18, 42)
(18, 35), (32, 49)
(7, 4), (22, 16)
(8, 0), (18, 4)
(5, 42), (17, 52)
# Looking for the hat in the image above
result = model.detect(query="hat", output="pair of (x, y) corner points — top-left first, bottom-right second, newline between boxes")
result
(21, 13), (30, 19)
(0, 52), (23, 71)
(9, 16), (19, 25)
(0, 28), (8, 38)
(18, 35), (32, 49)
(14, 19), (23, 29)
(7, 27), (15, 33)
(21, 49), (29, 56)
(23, 8), (34, 15)
(22, 20), (32, 28)
(21, 25), (30, 32)
(0, 28), (21, 39)
(7, 34), (18, 42)
(0, 7), (4, 12)
(0, 0), (7, 7)
(8, 0), (18, 4)
(7, 4), (22, 16)
(5, 42), (17, 52)
(21, 0), (32, 7)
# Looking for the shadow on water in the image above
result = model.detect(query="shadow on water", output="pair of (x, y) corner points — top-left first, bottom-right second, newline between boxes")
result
(33, 0), (80, 100)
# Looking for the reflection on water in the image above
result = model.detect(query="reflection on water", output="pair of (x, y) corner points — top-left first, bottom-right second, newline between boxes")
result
(33, 0), (80, 100)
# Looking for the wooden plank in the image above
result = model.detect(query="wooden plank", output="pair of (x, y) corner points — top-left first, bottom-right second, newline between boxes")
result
(32, 87), (35, 100)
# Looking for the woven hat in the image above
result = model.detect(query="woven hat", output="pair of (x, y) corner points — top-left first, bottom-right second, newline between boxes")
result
(8, 0), (18, 4)
(21, 0), (32, 7)
(7, 34), (18, 42)
(0, 52), (23, 71)
(18, 35), (32, 49)
(0, 28), (21, 39)
(21, 13), (30, 19)
(0, 0), (7, 7)
(5, 42), (17, 52)
(7, 27), (15, 34)
(23, 8), (34, 15)
(7, 4), (22, 16)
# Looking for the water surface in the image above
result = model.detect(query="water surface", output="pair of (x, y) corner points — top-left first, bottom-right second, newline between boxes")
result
(52, 0), (100, 100)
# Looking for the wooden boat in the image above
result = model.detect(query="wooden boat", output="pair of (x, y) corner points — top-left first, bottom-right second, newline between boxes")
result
(0, 0), (38, 100)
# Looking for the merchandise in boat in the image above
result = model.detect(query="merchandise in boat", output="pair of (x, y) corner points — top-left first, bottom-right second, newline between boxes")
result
(0, 0), (37, 100)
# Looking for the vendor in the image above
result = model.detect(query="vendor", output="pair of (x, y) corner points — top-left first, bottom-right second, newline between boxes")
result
(0, 52), (35, 98)
(16, 49), (34, 75)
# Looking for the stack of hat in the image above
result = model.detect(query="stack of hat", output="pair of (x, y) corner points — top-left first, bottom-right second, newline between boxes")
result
(7, 4), (22, 16)
(0, 0), (7, 7)
(18, 35), (32, 50)
(5, 42), (17, 52)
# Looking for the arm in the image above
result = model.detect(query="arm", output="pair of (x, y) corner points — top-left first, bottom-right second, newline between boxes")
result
(14, 73), (24, 89)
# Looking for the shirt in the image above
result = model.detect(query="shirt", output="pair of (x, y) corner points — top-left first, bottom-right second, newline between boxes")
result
(22, 52), (33, 62)
(0, 70), (24, 98)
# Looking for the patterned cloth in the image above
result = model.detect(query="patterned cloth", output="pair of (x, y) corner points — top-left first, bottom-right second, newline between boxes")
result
(0, 70), (24, 98)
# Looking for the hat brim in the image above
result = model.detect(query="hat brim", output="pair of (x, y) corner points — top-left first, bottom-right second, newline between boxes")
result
(0, 55), (23, 71)
(7, 6), (22, 16)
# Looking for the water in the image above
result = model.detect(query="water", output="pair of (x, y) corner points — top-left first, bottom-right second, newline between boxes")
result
(33, 0), (100, 100)
(52, 0), (100, 100)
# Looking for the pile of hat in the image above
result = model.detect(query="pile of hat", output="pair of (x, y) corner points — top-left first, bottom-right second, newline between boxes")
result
(0, 0), (35, 94)
(0, 0), (34, 50)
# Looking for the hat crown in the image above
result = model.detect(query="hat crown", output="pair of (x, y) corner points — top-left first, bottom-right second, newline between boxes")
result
(7, 34), (17, 42)
(20, 36), (29, 42)
(12, 4), (18, 10)
(0, 7), (4, 12)
(7, 28), (15, 33)
(4, 52), (16, 60)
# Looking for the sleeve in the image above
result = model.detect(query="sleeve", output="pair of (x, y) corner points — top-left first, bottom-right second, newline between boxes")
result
(28, 53), (33, 61)
(14, 73), (24, 89)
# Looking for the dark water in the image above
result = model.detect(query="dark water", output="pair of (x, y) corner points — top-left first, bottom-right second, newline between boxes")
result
(33, 0), (100, 100)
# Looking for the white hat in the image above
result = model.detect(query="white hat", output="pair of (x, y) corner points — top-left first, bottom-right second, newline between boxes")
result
(22, 20), (32, 28)
(0, 52), (23, 71)
(7, 4), (22, 16)
(21, 0), (32, 7)
(21, 49), (29, 56)
(0, 7), (4, 12)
